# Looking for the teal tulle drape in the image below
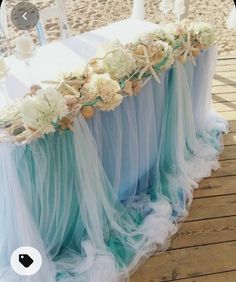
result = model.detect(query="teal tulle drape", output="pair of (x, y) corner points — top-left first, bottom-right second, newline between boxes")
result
(0, 46), (228, 282)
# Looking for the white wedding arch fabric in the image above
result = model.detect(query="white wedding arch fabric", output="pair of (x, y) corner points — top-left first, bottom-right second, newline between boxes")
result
(0, 20), (228, 281)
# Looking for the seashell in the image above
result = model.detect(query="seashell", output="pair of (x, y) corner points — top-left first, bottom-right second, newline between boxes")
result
(57, 85), (67, 94)
(178, 55), (185, 63)
(123, 80), (133, 95)
(152, 52), (163, 63)
(65, 89), (72, 96)
(175, 27), (185, 36)
(30, 84), (42, 93)
(65, 95), (78, 106)
(58, 117), (74, 131)
(133, 80), (142, 94)
(63, 90), (71, 96)
(26, 84), (42, 96)
(81, 106), (95, 119)
(113, 94), (123, 104)
(195, 43), (203, 49)
(135, 45), (145, 56)
(192, 49), (200, 57)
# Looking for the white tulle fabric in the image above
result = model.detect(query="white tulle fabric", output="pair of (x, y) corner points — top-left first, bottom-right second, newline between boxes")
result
(87, 75), (165, 202)
(188, 46), (228, 141)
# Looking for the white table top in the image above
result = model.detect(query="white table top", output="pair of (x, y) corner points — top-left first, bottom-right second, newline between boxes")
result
(0, 19), (157, 108)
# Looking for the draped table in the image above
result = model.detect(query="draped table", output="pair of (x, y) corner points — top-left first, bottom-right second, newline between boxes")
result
(0, 20), (228, 282)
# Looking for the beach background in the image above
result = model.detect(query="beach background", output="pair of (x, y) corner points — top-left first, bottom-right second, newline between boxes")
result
(4, 0), (236, 56)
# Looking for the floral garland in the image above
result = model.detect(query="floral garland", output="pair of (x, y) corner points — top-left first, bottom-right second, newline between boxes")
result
(0, 20), (215, 144)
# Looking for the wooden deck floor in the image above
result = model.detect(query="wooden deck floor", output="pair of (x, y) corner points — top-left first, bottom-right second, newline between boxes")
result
(131, 57), (236, 282)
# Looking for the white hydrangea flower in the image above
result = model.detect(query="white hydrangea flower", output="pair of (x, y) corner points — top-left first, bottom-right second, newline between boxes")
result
(103, 50), (136, 79)
(152, 26), (175, 45)
(20, 88), (69, 134)
(97, 40), (136, 79)
(83, 73), (121, 102)
(147, 40), (174, 67)
(0, 104), (20, 125)
(97, 94), (123, 111)
(189, 22), (215, 47)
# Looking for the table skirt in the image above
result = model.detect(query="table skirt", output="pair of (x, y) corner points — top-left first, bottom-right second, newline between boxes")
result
(87, 46), (227, 211)
(0, 47), (227, 282)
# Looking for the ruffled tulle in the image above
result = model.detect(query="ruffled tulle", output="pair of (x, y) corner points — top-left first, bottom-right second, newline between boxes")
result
(0, 118), (177, 282)
(0, 45), (227, 281)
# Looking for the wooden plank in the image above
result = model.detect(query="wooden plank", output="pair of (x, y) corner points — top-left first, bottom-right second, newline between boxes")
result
(216, 65), (236, 72)
(195, 175), (236, 198)
(218, 55), (236, 60)
(229, 120), (236, 132)
(218, 56), (236, 60)
(217, 58), (236, 65)
(220, 145), (236, 160)
(170, 216), (236, 250)
(176, 271), (236, 282)
(217, 65), (236, 69)
(223, 133), (236, 146)
(209, 160), (236, 178)
(220, 111), (236, 121)
(216, 62), (236, 67)
(212, 85), (236, 94)
(215, 71), (236, 78)
(131, 59), (236, 282)
(214, 72), (236, 79)
(212, 80), (236, 87)
(212, 94), (236, 103)
(131, 242), (236, 282)
(213, 73), (236, 85)
(215, 76), (236, 82)
(187, 194), (236, 222)
(213, 102), (236, 112)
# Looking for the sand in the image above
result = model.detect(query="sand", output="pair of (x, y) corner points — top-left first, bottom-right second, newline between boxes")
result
(4, 0), (236, 57)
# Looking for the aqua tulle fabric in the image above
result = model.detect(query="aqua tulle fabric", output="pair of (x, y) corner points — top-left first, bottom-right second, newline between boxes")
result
(0, 119), (176, 282)
(0, 46), (228, 281)
(86, 72), (166, 203)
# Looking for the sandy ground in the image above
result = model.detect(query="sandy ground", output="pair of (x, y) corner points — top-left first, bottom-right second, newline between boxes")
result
(4, 0), (236, 57)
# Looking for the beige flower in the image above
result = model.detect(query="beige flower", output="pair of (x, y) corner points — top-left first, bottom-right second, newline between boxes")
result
(97, 94), (123, 111)
(82, 73), (121, 102)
